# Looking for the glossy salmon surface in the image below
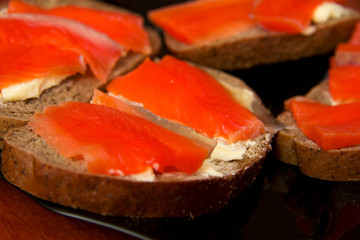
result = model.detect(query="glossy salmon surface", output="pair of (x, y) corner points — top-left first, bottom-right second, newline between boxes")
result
(107, 56), (265, 142)
(253, 0), (343, 34)
(329, 65), (360, 103)
(288, 99), (360, 150)
(8, 0), (151, 54)
(0, 44), (86, 90)
(148, 0), (255, 45)
(0, 14), (124, 82)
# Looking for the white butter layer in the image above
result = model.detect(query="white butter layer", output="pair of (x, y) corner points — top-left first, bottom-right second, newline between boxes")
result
(1, 74), (70, 101)
(303, 2), (351, 35)
(125, 134), (270, 181)
(313, 2), (351, 24)
(210, 137), (256, 161)
(219, 81), (254, 112)
(195, 159), (223, 177)
(127, 167), (156, 182)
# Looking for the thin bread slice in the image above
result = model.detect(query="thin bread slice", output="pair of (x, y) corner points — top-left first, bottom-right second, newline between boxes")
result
(1, 67), (273, 218)
(163, 10), (359, 70)
(274, 79), (360, 181)
(0, 1), (162, 149)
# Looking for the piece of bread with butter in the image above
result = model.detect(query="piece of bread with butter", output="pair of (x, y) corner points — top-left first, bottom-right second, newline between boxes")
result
(0, 0), (161, 149)
(1, 56), (276, 218)
(148, 0), (360, 70)
(274, 79), (360, 181)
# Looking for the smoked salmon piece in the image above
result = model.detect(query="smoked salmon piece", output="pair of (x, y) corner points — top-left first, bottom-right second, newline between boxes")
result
(91, 89), (143, 118)
(0, 44), (86, 90)
(330, 22), (360, 103)
(8, 0), (151, 54)
(29, 100), (211, 175)
(148, 0), (255, 45)
(107, 56), (265, 142)
(288, 99), (360, 150)
(329, 65), (360, 103)
(349, 22), (360, 45)
(253, 0), (343, 34)
(333, 23), (360, 66)
(0, 14), (124, 83)
(333, 44), (360, 66)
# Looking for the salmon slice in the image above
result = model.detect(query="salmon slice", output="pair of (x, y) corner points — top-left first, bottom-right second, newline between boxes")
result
(29, 100), (212, 175)
(92, 89), (216, 150)
(0, 44), (86, 90)
(0, 13), (124, 83)
(329, 65), (360, 103)
(91, 89), (143, 118)
(329, 22), (360, 103)
(349, 21), (360, 45)
(311, 121), (360, 151)
(288, 99), (360, 150)
(107, 56), (265, 142)
(253, 0), (342, 34)
(8, 0), (151, 54)
(333, 44), (360, 66)
(333, 23), (360, 66)
(148, 0), (255, 45)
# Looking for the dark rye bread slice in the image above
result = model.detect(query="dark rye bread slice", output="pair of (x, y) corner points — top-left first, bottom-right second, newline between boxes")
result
(1, 67), (273, 218)
(2, 128), (271, 218)
(163, 9), (359, 70)
(0, 2), (162, 149)
(274, 80), (360, 181)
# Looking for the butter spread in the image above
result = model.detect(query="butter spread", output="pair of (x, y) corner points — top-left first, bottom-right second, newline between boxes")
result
(0, 74), (70, 101)
(219, 81), (254, 112)
(195, 159), (223, 177)
(303, 2), (351, 35)
(127, 167), (156, 182)
(210, 137), (256, 161)
(127, 159), (223, 182)
(313, 2), (351, 24)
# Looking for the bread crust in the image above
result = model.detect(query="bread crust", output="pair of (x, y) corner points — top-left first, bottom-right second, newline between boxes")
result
(274, 80), (360, 181)
(164, 14), (359, 70)
(1, 67), (273, 218)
